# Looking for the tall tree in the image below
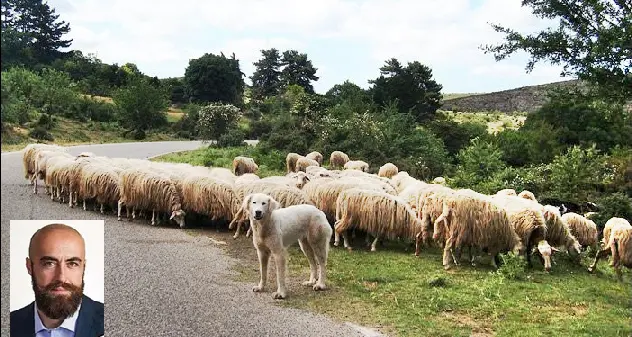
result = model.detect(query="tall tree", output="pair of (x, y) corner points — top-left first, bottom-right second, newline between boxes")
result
(250, 48), (283, 101)
(280, 50), (319, 94)
(369, 58), (443, 122)
(1, 0), (72, 68)
(481, 0), (632, 102)
(184, 52), (245, 106)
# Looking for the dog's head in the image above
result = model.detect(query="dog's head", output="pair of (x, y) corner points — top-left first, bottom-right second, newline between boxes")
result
(242, 193), (281, 221)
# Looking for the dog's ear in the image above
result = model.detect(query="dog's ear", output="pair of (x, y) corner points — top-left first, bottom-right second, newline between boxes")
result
(268, 196), (281, 212)
(241, 194), (253, 215)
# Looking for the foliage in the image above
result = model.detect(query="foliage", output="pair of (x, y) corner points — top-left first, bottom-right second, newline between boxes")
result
(160, 77), (187, 104)
(0, 67), (42, 125)
(113, 76), (169, 137)
(34, 68), (78, 129)
(184, 52), (245, 106)
(523, 89), (632, 152)
(280, 50), (319, 94)
(428, 118), (488, 157)
(482, 0), (632, 101)
(1, 0), (72, 69)
(495, 252), (528, 281)
(197, 103), (242, 141)
(250, 48), (283, 101)
(369, 58), (443, 122)
(547, 145), (610, 205)
(495, 120), (564, 166)
(28, 126), (53, 141)
(451, 138), (507, 193)
(590, 193), (632, 231)
(215, 128), (247, 148)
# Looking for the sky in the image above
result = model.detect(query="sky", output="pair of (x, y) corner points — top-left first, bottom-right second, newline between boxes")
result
(47, 0), (572, 94)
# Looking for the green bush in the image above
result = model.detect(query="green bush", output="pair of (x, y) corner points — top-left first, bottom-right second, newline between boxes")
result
(197, 103), (242, 140)
(428, 118), (487, 157)
(591, 193), (632, 232)
(451, 137), (507, 193)
(29, 126), (54, 141)
(215, 128), (246, 148)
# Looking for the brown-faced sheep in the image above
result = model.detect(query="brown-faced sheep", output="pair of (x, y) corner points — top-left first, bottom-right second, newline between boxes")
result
(542, 205), (582, 261)
(334, 188), (422, 251)
(286, 153), (301, 173)
(296, 157), (320, 172)
(518, 190), (537, 201)
(496, 188), (517, 196)
(344, 160), (369, 172)
(233, 156), (258, 176)
(329, 151), (349, 169)
(561, 212), (599, 250)
(432, 191), (522, 269)
(588, 217), (632, 280)
(306, 151), (324, 166)
(378, 163), (398, 179)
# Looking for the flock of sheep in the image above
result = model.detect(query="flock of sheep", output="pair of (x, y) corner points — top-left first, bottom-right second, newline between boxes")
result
(22, 143), (632, 280)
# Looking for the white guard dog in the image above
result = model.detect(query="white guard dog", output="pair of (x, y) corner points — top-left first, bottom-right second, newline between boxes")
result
(243, 193), (332, 299)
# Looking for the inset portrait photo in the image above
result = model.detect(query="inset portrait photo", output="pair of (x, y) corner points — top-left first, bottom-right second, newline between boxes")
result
(9, 220), (104, 337)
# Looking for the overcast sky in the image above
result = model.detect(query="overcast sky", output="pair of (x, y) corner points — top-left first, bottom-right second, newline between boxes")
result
(47, 0), (572, 94)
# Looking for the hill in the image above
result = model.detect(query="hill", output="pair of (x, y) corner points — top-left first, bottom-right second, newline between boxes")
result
(441, 79), (584, 113)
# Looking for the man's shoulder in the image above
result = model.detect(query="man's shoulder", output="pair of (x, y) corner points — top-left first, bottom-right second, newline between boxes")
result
(82, 294), (104, 315)
(10, 301), (34, 336)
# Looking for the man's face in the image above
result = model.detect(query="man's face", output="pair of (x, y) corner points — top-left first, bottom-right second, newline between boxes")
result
(26, 228), (86, 320)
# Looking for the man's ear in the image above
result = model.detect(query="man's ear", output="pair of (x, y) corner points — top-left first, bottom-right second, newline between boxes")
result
(26, 257), (32, 276)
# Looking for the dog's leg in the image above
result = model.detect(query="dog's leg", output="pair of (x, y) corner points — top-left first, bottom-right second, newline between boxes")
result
(272, 250), (288, 299)
(253, 247), (270, 293)
(312, 238), (328, 291)
(298, 239), (318, 286)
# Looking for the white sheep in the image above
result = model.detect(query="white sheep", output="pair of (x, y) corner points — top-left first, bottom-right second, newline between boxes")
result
(233, 156), (258, 176)
(378, 163), (398, 179)
(329, 151), (350, 169)
(344, 160), (369, 172)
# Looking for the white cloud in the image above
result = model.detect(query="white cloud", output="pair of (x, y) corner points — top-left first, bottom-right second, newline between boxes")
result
(48, 0), (567, 92)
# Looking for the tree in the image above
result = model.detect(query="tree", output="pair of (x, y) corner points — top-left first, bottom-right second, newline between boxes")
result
(280, 50), (319, 94)
(184, 52), (245, 106)
(250, 48), (283, 101)
(482, 0), (632, 101)
(113, 76), (169, 139)
(1, 0), (72, 68)
(369, 58), (443, 122)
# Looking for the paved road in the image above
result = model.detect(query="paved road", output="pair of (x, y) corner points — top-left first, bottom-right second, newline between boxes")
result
(1, 141), (368, 337)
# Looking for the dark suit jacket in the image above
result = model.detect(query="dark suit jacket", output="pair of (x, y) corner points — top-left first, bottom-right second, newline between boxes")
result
(10, 294), (104, 337)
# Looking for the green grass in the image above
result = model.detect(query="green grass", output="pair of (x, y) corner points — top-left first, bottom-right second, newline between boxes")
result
(158, 148), (632, 337)
(152, 145), (287, 177)
(440, 110), (527, 134)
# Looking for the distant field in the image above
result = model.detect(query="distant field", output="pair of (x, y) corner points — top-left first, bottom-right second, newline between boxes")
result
(441, 110), (527, 134)
(443, 93), (484, 100)
(151, 146), (632, 337)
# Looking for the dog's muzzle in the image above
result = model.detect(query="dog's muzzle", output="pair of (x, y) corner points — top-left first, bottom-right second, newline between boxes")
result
(254, 211), (263, 220)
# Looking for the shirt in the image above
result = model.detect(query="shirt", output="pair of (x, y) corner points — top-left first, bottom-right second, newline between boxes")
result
(34, 301), (81, 337)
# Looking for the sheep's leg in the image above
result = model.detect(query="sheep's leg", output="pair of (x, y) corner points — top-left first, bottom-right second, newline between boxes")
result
(151, 210), (156, 226)
(100, 204), (104, 214)
(588, 247), (610, 272)
(491, 254), (500, 269)
(68, 188), (73, 207)
(333, 231), (341, 247)
(117, 201), (124, 221)
(246, 226), (253, 238)
(233, 221), (242, 239)
(82, 200), (87, 211)
(370, 236), (379, 252)
(132, 208), (136, 221)
(342, 231), (351, 250)
(443, 236), (454, 270)
(415, 232), (423, 256)
(33, 176), (38, 194)
(469, 246), (476, 266)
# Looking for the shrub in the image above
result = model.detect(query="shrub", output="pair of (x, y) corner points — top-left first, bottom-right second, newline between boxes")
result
(29, 126), (54, 141)
(215, 128), (246, 148)
(197, 103), (242, 141)
(591, 193), (632, 232)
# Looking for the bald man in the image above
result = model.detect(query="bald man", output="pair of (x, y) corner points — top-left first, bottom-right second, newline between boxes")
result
(10, 223), (104, 337)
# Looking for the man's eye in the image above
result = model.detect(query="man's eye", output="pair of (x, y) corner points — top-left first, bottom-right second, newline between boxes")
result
(68, 262), (79, 267)
(43, 261), (55, 267)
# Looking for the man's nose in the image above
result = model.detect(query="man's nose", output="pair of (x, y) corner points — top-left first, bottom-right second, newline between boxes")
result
(54, 264), (68, 282)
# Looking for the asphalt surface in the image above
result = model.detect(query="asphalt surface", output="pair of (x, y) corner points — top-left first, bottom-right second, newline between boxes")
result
(1, 141), (369, 337)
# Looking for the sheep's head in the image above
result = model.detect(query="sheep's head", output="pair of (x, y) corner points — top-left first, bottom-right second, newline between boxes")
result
(568, 238), (582, 260)
(170, 209), (186, 228)
(294, 172), (310, 189)
(534, 240), (559, 272)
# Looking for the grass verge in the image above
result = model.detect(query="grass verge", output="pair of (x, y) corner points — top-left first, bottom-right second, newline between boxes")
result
(155, 146), (632, 337)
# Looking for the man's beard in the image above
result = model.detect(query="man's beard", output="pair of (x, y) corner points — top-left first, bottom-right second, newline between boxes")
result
(31, 271), (84, 320)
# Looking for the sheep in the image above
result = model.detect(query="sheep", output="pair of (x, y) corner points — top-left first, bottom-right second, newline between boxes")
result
(491, 195), (554, 271)
(44, 156), (76, 203)
(34, 150), (74, 194)
(432, 191), (523, 269)
(561, 212), (599, 251)
(588, 217), (632, 280)
(207, 167), (237, 184)
(329, 151), (349, 169)
(397, 181), (432, 211)
(296, 157), (320, 172)
(286, 153), (301, 173)
(542, 205), (582, 261)
(229, 181), (313, 239)
(22, 144), (68, 187)
(391, 171), (423, 194)
(235, 173), (260, 185)
(518, 190), (537, 201)
(306, 151), (324, 166)
(378, 163), (398, 179)
(344, 160), (369, 172)
(233, 156), (258, 176)
(305, 166), (336, 178)
(180, 174), (237, 225)
(414, 185), (456, 253)
(117, 168), (186, 227)
(78, 164), (122, 214)
(432, 176), (446, 185)
(334, 188), (422, 251)
(496, 188), (517, 196)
